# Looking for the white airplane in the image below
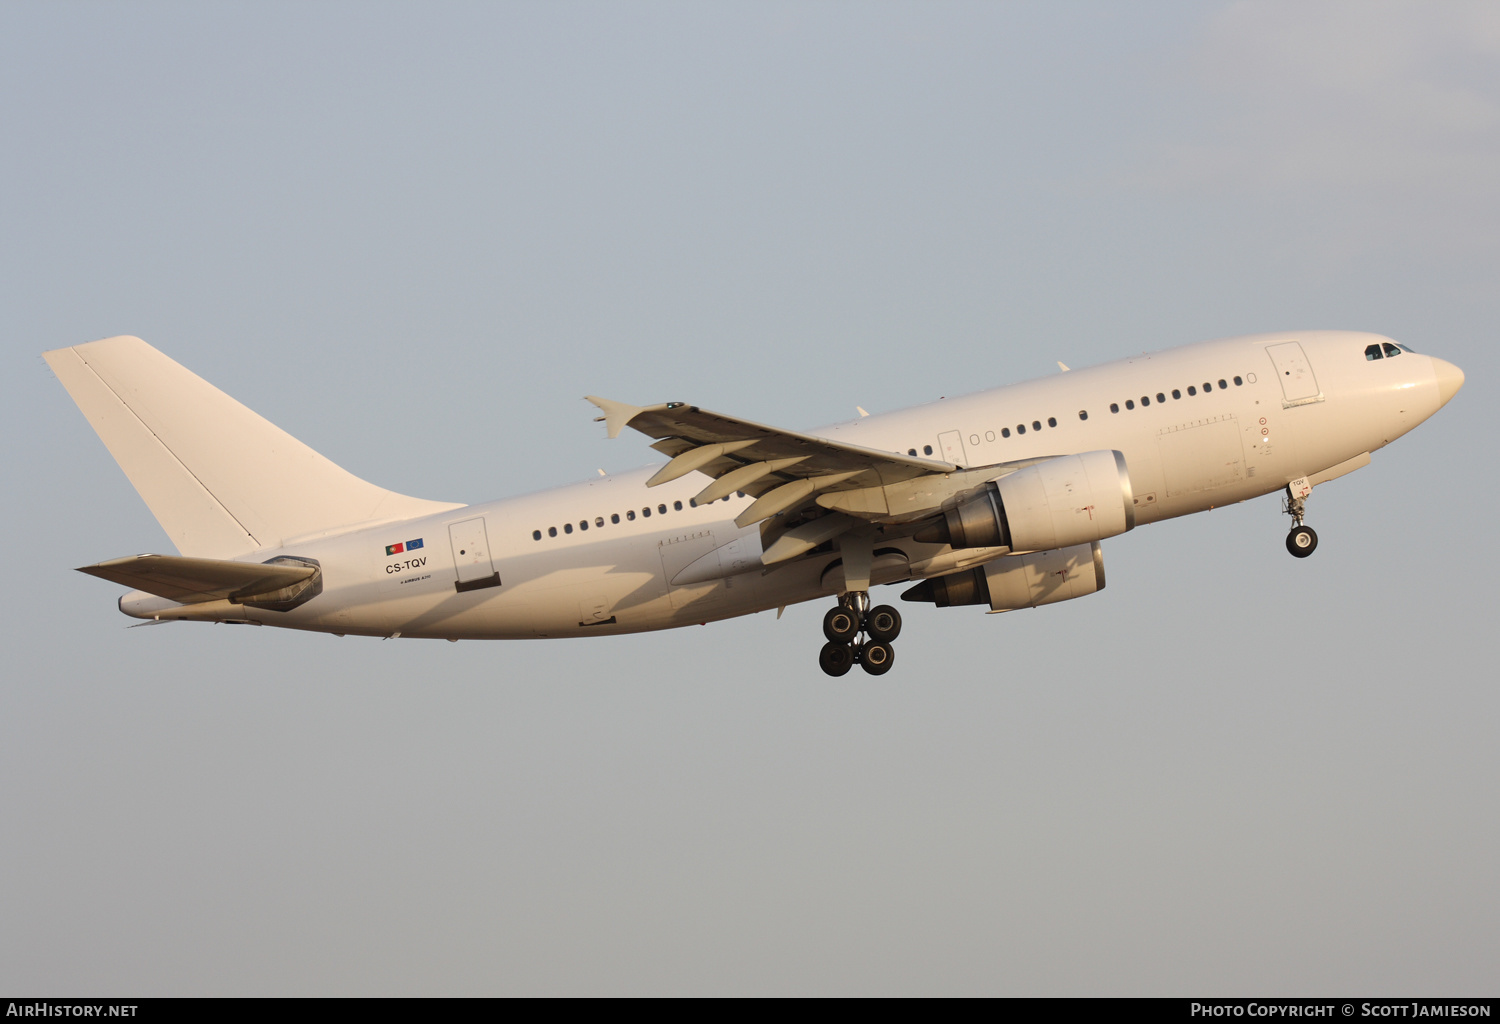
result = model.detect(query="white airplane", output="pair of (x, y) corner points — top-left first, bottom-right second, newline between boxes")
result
(45, 331), (1463, 676)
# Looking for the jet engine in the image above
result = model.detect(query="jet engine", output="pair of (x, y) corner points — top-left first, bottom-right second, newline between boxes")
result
(914, 449), (1134, 552)
(901, 541), (1105, 611)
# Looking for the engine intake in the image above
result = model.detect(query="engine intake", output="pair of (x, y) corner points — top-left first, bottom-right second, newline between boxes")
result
(914, 450), (1133, 551)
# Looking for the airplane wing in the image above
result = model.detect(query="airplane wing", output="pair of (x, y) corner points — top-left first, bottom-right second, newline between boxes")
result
(78, 554), (318, 605)
(586, 396), (958, 530)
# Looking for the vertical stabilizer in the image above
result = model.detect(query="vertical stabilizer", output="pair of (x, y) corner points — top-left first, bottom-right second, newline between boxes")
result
(44, 336), (462, 557)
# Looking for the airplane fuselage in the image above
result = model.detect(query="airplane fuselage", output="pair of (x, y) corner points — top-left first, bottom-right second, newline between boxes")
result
(117, 330), (1455, 641)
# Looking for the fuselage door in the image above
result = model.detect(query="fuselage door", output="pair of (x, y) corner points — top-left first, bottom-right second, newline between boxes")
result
(449, 516), (500, 592)
(938, 430), (968, 468)
(1266, 342), (1322, 406)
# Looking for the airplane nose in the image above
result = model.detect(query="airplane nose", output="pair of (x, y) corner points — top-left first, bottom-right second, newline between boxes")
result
(1432, 357), (1465, 408)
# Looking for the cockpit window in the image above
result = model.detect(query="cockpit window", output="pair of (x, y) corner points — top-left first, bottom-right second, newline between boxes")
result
(1365, 344), (1383, 361)
(1383, 342), (1402, 358)
(1398, 343), (1418, 353)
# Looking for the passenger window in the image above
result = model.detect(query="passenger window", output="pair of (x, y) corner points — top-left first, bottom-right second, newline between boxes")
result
(1203, 382), (1212, 392)
(611, 513), (621, 524)
(1140, 396), (1150, 407)
(1032, 420), (1041, 431)
(658, 504), (667, 514)
(1218, 379), (1228, 389)
(1172, 389), (1181, 399)
(533, 530), (542, 541)
(1047, 417), (1057, 428)
(1187, 385), (1197, 396)
(1125, 400), (1134, 410)
(1383, 343), (1401, 358)
(674, 501), (683, 511)
(1156, 393), (1165, 404)
(1017, 423), (1026, 434)
(1233, 376), (1243, 386)
(642, 507), (651, 517)
(595, 517), (604, 527)
(1365, 344), (1383, 361)
(1110, 403), (1119, 413)
(564, 523), (573, 534)
(626, 510), (635, 521)
(1078, 410), (1088, 420)
(1001, 427), (1011, 437)
(908, 448), (917, 456)
(548, 526), (557, 537)
(923, 444), (933, 455)
(579, 520), (588, 531)
(737, 491), (745, 498)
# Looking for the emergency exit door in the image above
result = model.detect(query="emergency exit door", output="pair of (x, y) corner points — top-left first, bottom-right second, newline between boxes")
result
(938, 430), (968, 468)
(449, 517), (500, 592)
(1266, 342), (1322, 406)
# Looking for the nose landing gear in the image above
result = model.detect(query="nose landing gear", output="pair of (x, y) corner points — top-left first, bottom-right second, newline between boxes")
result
(1286, 524), (1318, 557)
(1283, 477), (1319, 558)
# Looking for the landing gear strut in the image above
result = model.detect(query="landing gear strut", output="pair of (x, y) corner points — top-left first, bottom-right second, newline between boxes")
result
(818, 592), (901, 677)
(1283, 477), (1318, 558)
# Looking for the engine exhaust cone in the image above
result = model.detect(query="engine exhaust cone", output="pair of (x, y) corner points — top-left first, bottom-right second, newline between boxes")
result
(901, 580), (936, 603)
(901, 568), (990, 608)
(913, 520), (950, 545)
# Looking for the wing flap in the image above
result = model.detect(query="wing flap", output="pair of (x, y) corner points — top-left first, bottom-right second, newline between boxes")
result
(586, 396), (958, 526)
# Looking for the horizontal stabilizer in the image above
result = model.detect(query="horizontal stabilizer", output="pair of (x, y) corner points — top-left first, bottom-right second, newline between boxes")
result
(79, 554), (316, 605)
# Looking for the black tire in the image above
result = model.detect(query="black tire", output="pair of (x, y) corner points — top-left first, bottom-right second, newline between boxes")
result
(859, 641), (895, 676)
(823, 605), (860, 643)
(866, 605), (902, 643)
(819, 641), (854, 677)
(1286, 525), (1318, 558)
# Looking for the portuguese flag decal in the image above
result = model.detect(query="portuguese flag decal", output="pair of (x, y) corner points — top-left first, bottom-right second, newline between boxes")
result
(385, 538), (424, 556)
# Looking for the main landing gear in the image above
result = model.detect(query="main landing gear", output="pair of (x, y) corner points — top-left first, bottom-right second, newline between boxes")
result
(1283, 477), (1318, 558)
(819, 593), (902, 677)
(816, 525), (902, 676)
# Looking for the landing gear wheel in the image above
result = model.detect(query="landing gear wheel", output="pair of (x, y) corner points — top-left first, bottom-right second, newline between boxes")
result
(823, 605), (861, 643)
(865, 605), (902, 644)
(819, 641), (855, 677)
(859, 641), (895, 676)
(1286, 525), (1318, 558)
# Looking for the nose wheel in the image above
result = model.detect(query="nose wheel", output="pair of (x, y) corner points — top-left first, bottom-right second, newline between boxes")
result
(1282, 478), (1318, 558)
(818, 595), (901, 676)
(1286, 525), (1318, 557)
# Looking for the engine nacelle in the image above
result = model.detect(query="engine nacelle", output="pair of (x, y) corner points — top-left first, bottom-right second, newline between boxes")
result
(901, 541), (1106, 610)
(915, 450), (1134, 552)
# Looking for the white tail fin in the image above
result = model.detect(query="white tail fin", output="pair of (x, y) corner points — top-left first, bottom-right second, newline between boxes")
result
(45, 336), (462, 557)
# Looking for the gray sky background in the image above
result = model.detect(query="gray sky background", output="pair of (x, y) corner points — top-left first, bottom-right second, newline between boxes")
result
(2, 0), (1496, 996)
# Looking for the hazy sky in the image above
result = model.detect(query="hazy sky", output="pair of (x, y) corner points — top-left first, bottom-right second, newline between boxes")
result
(3, 1), (1496, 996)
